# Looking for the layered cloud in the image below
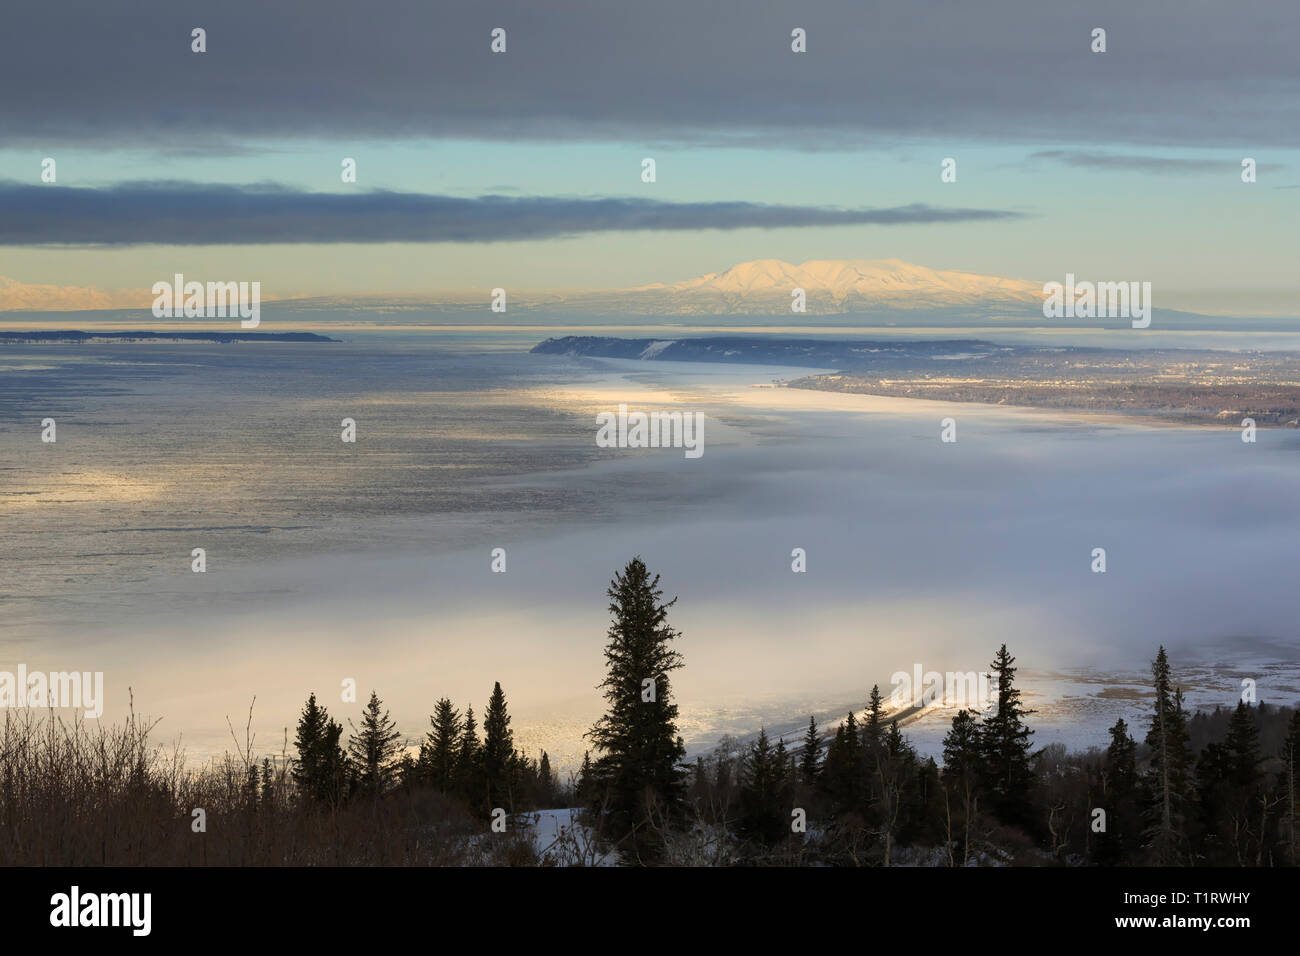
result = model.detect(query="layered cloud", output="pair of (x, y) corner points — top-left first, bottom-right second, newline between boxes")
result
(1029, 151), (1283, 174)
(0, 182), (1024, 246)
(1, 0), (1295, 149)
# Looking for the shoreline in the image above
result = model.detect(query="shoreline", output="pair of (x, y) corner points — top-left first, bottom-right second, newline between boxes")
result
(8, 342), (1299, 768)
(779, 379), (1284, 432)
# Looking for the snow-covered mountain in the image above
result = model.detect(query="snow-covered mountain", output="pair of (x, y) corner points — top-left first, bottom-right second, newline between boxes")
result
(277, 258), (1047, 318)
(624, 258), (1043, 313)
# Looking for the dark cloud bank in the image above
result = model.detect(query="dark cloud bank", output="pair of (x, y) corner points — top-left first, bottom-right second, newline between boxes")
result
(1, 0), (1295, 149)
(0, 181), (1023, 245)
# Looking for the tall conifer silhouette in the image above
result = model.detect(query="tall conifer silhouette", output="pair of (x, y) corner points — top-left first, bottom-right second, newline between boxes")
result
(586, 558), (687, 849)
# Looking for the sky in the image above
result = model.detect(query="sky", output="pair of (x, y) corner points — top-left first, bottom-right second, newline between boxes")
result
(1, 0), (1297, 313)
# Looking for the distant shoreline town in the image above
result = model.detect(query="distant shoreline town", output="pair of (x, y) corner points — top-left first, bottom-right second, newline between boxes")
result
(533, 335), (1300, 428)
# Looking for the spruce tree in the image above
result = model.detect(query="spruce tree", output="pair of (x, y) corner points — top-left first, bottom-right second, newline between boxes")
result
(347, 690), (403, 797)
(863, 684), (885, 752)
(821, 713), (867, 817)
(422, 697), (461, 794)
(244, 762), (260, 811)
(585, 558), (687, 846)
(877, 719), (916, 865)
(1100, 717), (1140, 864)
(912, 756), (942, 847)
(321, 718), (348, 803)
(842, 710), (860, 753)
(292, 692), (326, 796)
(885, 719), (906, 758)
(577, 750), (594, 808)
(457, 703), (482, 801)
(689, 756), (708, 809)
(859, 685), (886, 812)
(260, 757), (275, 808)
(1224, 700), (1261, 788)
(537, 749), (550, 795)
(292, 692), (348, 806)
(507, 751), (530, 809)
(850, 710), (872, 815)
(823, 724), (849, 808)
(774, 735), (792, 816)
(394, 751), (419, 791)
(942, 709), (982, 780)
(979, 644), (1035, 826)
(1144, 646), (1192, 862)
(800, 715), (823, 787)
(1106, 718), (1138, 793)
(1195, 737), (1234, 863)
(942, 709), (981, 865)
(1282, 709), (1300, 864)
(482, 682), (517, 811)
(1216, 700), (1265, 864)
(738, 728), (786, 846)
(713, 740), (737, 816)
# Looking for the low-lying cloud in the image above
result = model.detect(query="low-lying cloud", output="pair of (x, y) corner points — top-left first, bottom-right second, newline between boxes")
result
(0, 181), (1025, 246)
(1030, 150), (1283, 174)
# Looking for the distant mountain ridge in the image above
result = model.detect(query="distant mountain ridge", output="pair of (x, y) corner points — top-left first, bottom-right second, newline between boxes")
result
(13, 259), (1260, 324)
(277, 258), (1050, 317)
(0, 275), (151, 311)
(626, 258), (1043, 313)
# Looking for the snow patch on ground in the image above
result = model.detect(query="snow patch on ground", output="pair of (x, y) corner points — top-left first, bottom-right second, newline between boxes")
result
(520, 809), (619, 866)
(638, 339), (677, 359)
